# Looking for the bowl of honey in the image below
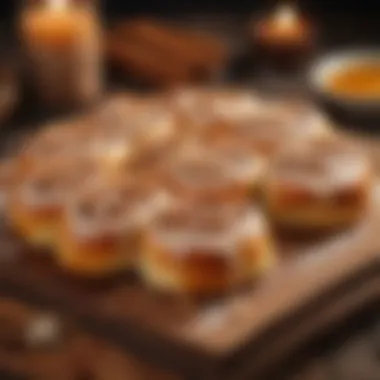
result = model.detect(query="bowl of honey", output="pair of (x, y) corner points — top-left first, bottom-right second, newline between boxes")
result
(309, 49), (380, 128)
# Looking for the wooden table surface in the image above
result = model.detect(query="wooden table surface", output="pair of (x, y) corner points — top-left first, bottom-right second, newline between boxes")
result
(0, 297), (378, 380)
(0, 13), (379, 380)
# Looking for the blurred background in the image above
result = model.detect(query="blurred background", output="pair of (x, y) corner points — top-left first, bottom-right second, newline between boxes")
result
(1, 2), (380, 21)
(1, 1), (380, 13)
(0, 1), (379, 56)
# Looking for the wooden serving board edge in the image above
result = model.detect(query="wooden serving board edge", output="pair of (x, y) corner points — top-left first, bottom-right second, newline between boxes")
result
(0, 258), (378, 380)
(0, 160), (379, 379)
(0, 277), (215, 378)
(224, 266), (380, 380)
(181, 187), (380, 355)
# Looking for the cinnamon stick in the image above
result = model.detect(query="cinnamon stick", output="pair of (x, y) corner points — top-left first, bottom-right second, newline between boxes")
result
(106, 31), (193, 87)
(113, 18), (228, 77)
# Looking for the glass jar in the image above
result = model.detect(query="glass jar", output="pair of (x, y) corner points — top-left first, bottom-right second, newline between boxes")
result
(19, 0), (103, 110)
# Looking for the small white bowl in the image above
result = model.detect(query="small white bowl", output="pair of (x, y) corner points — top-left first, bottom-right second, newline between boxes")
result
(309, 49), (380, 124)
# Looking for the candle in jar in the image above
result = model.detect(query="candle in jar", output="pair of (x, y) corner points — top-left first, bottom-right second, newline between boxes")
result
(257, 4), (310, 45)
(20, 0), (103, 109)
(253, 3), (315, 69)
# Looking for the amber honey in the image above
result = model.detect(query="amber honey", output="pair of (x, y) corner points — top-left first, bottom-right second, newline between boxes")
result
(328, 61), (380, 99)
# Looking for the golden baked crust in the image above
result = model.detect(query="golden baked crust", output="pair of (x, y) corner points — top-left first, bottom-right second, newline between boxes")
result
(140, 200), (276, 295)
(8, 156), (100, 248)
(265, 138), (373, 230)
(161, 144), (266, 203)
(56, 178), (169, 276)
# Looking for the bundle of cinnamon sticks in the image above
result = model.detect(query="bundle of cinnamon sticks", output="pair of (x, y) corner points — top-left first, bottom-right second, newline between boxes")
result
(106, 18), (229, 88)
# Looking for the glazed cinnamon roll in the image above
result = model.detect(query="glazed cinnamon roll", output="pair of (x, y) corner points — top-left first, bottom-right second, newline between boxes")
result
(184, 139), (267, 196)
(8, 157), (100, 248)
(265, 138), (373, 231)
(141, 199), (275, 294)
(161, 145), (264, 203)
(18, 119), (92, 175)
(86, 93), (145, 129)
(91, 93), (177, 133)
(88, 95), (179, 170)
(169, 87), (262, 135)
(87, 125), (137, 171)
(57, 178), (170, 276)
(211, 100), (330, 159)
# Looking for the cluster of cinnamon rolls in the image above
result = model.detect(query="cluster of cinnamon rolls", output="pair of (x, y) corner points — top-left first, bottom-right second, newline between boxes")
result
(0, 88), (374, 295)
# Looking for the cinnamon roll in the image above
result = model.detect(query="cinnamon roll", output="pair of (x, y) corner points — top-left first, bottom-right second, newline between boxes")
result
(161, 145), (264, 203)
(18, 119), (92, 175)
(211, 100), (330, 159)
(8, 157), (100, 248)
(91, 93), (177, 133)
(86, 93), (147, 129)
(265, 138), (373, 231)
(141, 199), (275, 294)
(57, 178), (169, 276)
(88, 95), (179, 170)
(169, 87), (262, 135)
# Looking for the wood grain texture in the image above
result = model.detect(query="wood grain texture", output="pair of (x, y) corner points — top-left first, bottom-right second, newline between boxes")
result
(0, 139), (379, 378)
(0, 298), (181, 380)
(0, 13), (380, 379)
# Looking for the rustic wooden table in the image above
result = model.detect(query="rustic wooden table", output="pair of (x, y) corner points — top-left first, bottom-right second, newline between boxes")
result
(0, 297), (378, 380)
(0, 13), (379, 380)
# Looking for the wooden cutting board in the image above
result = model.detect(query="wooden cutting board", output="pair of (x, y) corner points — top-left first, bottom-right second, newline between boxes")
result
(0, 132), (379, 380)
